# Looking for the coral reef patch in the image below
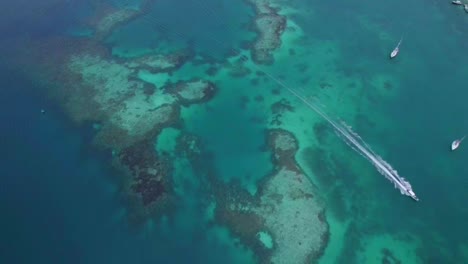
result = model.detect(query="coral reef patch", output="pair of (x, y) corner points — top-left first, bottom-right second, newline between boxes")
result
(226, 57), (253, 77)
(215, 128), (329, 264)
(7, 33), (217, 223)
(164, 79), (217, 106)
(90, 7), (140, 40)
(270, 98), (295, 126)
(126, 50), (193, 73)
(86, 0), (157, 41)
(246, 0), (287, 65)
(118, 139), (171, 206)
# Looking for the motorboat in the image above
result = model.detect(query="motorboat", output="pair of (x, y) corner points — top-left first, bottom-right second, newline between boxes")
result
(390, 38), (403, 59)
(390, 47), (399, 59)
(452, 0), (463, 5)
(451, 136), (465, 151)
(408, 190), (419, 201)
(464, 4), (468, 12)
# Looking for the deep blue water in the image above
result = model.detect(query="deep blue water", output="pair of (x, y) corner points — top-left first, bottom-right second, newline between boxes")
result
(0, 1), (248, 262)
(0, 64), (249, 264)
(107, 0), (254, 59)
(0, 67), (149, 263)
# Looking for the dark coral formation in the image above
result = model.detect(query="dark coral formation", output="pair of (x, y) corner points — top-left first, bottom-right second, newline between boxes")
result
(250, 78), (260, 86)
(86, 0), (158, 41)
(246, 0), (287, 65)
(295, 62), (309, 73)
(93, 103), (181, 150)
(239, 95), (250, 109)
(118, 139), (171, 206)
(319, 81), (333, 89)
(174, 132), (204, 163)
(266, 128), (299, 171)
(226, 58), (252, 77)
(164, 79), (217, 106)
(381, 248), (402, 264)
(87, 5), (140, 41)
(383, 80), (393, 90)
(271, 88), (281, 95)
(271, 98), (295, 114)
(270, 98), (294, 126)
(127, 49), (193, 73)
(313, 121), (332, 145)
(289, 48), (296, 56)
(300, 142), (356, 223)
(143, 83), (156, 96)
(205, 66), (220, 76)
(256, 70), (266, 76)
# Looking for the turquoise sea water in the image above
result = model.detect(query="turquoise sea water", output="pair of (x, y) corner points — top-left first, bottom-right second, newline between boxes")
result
(1, 0), (468, 263)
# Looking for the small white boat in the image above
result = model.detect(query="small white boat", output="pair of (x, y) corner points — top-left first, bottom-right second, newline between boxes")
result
(464, 4), (468, 12)
(452, 0), (463, 5)
(390, 38), (403, 59)
(451, 135), (466, 151)
(408, 190), (419, 201)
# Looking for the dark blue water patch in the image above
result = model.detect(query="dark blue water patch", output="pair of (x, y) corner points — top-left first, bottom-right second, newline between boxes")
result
(0, 0), (95, 39)
(108, 0), (143, 9)
(108, 0), (254, 59)
(0, 66), (123, 263)
(0, 67), (250, 264)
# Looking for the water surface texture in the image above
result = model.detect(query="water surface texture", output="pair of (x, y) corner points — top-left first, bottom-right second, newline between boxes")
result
(1, 0), (468, 263)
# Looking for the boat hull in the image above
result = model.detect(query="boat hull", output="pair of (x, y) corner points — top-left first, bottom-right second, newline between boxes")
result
(451, 141), (459, 151)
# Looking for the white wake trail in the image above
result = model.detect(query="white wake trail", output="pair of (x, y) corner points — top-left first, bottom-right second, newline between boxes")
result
(265, 76), (418, 200)
(298, 94), (419, 201)
(143, 5), (418, 200)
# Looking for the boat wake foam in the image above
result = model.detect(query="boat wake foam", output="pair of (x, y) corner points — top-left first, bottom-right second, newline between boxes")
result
(268, 79), (418, 200)
(145, 10), (418, 200)
(340, 122), (416, 198)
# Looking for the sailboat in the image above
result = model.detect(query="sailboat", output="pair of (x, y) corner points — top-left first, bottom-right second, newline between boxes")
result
(390, 37), (403, 59)
(451, 135), (465, 151)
